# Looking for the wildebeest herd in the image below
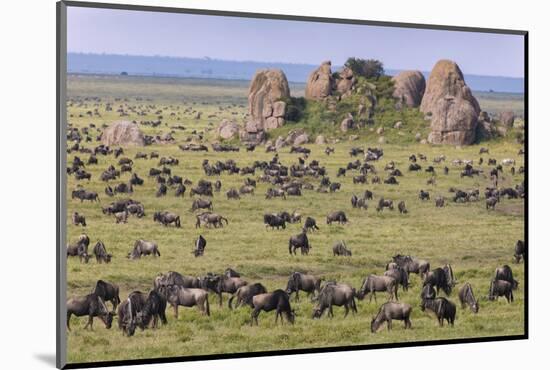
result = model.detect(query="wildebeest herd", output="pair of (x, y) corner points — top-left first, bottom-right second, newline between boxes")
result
(66, 122), (526, 339)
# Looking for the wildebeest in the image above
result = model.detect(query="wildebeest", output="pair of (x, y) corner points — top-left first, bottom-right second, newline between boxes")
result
(94, 280), (120, 310)
(130, 173), (144, 186)
(156, 183), (167, 197)
(195, 212), (228, 228)
(304, 216), (319, 232)
(114, 210), (128, 224)
(392, 254), (430, 279)
(128, 240), (160, 259)
(514, 240), (525, 263)
(384, 176), (399, 185)
(72, 212), (86, 226)
(419, 190), (430, 201)
(312, 282), (357, 319)
(488, 279), (514, 303)
(326, 211), (348, 225)
(364, 190), (373, 200)
(66, 293), (114, 331)
(409, 163), (422, 171)
(494, 265), (519, 289)
(421, 283), (436, 301)
(398, 201), (408, 214)
(67, 234), (90, 263)
(265, 188), (286, 199)
(165, 285), (210, 318)
(385, 265), (409, 292)
(126, 203), (145, 218)
(153, 211), (181, 227)
(135, 290), (167, 330)
(201, 274), (247, 306)
(376, 198), (394, 212)
(423, 264), (455, 295)
(285, 272), (323, 301)
(435, 196), (445, 208)
(353, 175), (367, 184)
(72, 189), (99, 202)
(92, 240), (112, 263)
(371, 302), (412, 332)
(228, 283), (268, 309)
(458, 283), (479, 313)
(192, 235), (207, 257)
(288, 229), (311, 255)
(250, 290), (295, 326)
(226, 188), (240, 199)
(421, 297), (456, 326)
(357, 275), (398, 302)
(332, 240), (352, 256)
(264, 214), (286, 230)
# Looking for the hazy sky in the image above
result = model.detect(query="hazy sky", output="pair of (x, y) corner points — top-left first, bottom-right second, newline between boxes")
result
(67, 7), (525, 77)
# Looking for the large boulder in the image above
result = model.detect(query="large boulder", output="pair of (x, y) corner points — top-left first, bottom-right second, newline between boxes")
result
(335, 66), (356, 97)
(392, 70), (426, 108)
(421, 60), (481, 145)
(340, 114), (355, 133)
(215, 119), (240, 140)
(248, 69), (290, 131)
(500, 111), (516, 127)
(101, 121), (144, 146)
(305, 61), (335, 100)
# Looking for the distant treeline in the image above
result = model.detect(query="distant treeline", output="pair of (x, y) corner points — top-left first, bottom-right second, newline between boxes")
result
(68, 53), (525, 93)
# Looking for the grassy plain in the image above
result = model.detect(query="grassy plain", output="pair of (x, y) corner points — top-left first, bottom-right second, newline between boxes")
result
(65, 74), (525, 364)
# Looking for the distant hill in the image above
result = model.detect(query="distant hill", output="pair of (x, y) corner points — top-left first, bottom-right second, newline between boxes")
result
(67, 53), (524, 93)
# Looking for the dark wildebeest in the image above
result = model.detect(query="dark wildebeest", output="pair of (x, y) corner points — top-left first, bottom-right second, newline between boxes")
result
(494, 265), (519, 289)
(385, 266), (409, 292)
(332, 240), (352, 256)
(250, 290), (295, 326)
(398, 201), (408, 214)
(66, 293), (114, 331)
(153, 211), (181, 227)
(435, 196), (445, 208)
(285, 272), (323, 301)
(166, 285), (210, 318)
(326, 211), (348, 225)
(130, 173), (144, 186)
(486, 196), (498, 210)
(135, 290), (168, 329)
(201, 274), (247, 306)
(423, 264), (455, 296)
(371, 302), (412, 332)
(228, 283), (268, 309)
(226, 188), (240, 199)
(72, 212), (86, 226)
(364, 190), (373, 200)
(288, 229), (311, 255)
(421, 297), (456, 326)
(175, 183), (186, 197)
(488, 279), (514, 303)
(191, 198), (213, 212)
(225, 268), (241, 278)
(357, 275), (398, 302)
(154, 271), (201, 291)
(514, 240), (525, 263)
(67, 234), (90, 263)
(419, 190), (430, 201)
(92, 240), (112, 263)
(376, 198), (394, 212)
(72, 189), (100, 202)
(126, 203), (145, 218)
(421, 283), (436, 301)
(353, 175), (367, 184)
(195, 212), (228, 228)
(263, 214), (286, 230)
(304, 216), (319, 232)
(94, 280), (120, 310)
(458, 283), (479, 313)
(128, 240), (160, 259)
(392, 254), (430, 279)
(156, 183), (167, 197)
(192, 235), (207, 257)
(312, 282), (357, 319)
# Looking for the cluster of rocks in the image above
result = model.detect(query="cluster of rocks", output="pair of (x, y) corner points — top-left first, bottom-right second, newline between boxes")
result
(101, 121), (144, 146)
(267, 129), (310, 150)
(304, 61), (359, 100)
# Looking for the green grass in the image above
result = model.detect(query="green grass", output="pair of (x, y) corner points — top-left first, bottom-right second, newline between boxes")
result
(65, 74), (525, 364)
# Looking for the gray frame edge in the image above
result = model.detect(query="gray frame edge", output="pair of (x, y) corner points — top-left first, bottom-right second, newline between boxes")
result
(57, 1), (68, 369)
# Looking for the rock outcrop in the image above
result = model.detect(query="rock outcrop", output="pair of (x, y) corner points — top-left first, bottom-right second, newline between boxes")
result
(420, 60), (481, 145)
(248, 69), (290, 131)
(500, 111), (516, 127)
(392, 70), (426, 108)
(305, 61), (335, 100)
(215, 119), (240, 140)
(101, 121), (144, 146)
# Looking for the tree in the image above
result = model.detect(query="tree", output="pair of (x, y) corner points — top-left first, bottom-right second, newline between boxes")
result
(345, 58), (385, 79)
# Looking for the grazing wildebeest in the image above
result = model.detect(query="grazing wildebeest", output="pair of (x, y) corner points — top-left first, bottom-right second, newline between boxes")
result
(126, 203), (145, 218)
(192, 235), (206, 257)
(385, 266), (409, 292)
(419, 190), (430, 201)
(285, 272), (323, 301)
(364, 190), (373, 200)
(195, 212), (228, 228)
(72, 189), (99, 202)
(435, 196), (445, 208)
(421, 283), (436, 301)
(153, 211), (181, 227)
(398, 201), (408, 214)
(376, 198), (394, 212)
(228, 283), (268, 309)
(286, 187), (302, 196)
(458, 283), (479, 313)
(154, 271), (201, 291)
(135, 290), (167, 329)
(226, 188), (240, 199)
(357, 275), (398, 302)
(72, 212), (86, 226)
(384, 176), (399, 185)
(371, 302), (412, 332)
(495, 265), (519, 289)
(488, 279), (514, 303)
(174, 183), (186, 197)
(130, 173), (144, 186)
(201, 274), (247, 306)
(332, 240), (352, 256)
(67, 234), (90, 263)
(92, 241), (112, 263)
(304, 216), (319, 232)
(423, 264), (455, 296)
(128, 240), (160, 259)
(156, 183), (167, 197)
(66, 293), (114, 331)
(514, 240), (525, 263)
(250, 290), (295, 326)
(166, 285), (210, 318)
(392, 254), (430, 279)
(326, 211), (348, 225)
(288, 229), (311, 255)
(409, 163), (422, 171)
(312, 282), (357, 319)
(353, 175), (367, 184)
(94, 280), (120, 310)
(114, 210), (128, 224)
(421, 297), (456, 326)
(263, 214), (286, 230)
(265, 188), (286, 199)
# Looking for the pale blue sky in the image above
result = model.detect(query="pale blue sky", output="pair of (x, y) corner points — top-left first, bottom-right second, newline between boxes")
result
(67, 7), (525, 78)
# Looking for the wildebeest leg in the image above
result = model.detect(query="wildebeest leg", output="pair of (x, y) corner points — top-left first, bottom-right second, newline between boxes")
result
(174, 305), (178, 319)
(295, 291), (300, 302)
(343, 304), (349, 318)
(218, 292), (223, 307)
(251, 309), (260, 326)
(84, 315), (94, 330)
(405, 318), (411, 329)
(387, 319), (392, 331)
